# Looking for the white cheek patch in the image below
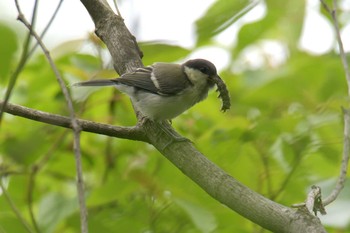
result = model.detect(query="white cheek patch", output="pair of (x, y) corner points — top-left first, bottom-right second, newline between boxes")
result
(184, 67), (208, 88)
(150, 72), (161, 90)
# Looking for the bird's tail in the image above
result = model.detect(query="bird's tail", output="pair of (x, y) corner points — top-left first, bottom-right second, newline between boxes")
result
(73, 79), (117, 87)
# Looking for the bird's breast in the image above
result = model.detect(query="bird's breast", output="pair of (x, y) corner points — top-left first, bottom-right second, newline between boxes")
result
(131, 84), (210, 120)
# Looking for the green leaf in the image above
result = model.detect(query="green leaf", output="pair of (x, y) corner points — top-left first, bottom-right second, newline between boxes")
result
(86, 179), (137, 207)
(235, 0), (305, 54)
(196, 0), (256, 46)
(139, 42), (191, 65)
(0, 214), (29, 233)
(37, 193), (78, 233)
(0, 23), (18, 82)
(175, 198), (217, 233)
(51, 39), (85, 59)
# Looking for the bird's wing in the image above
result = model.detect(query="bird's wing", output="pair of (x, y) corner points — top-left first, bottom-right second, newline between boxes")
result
(117, 64), (191, 95)
(116, 67), (160, 94)
(75, 64), (192, 96)
(151, 63), (191, 95)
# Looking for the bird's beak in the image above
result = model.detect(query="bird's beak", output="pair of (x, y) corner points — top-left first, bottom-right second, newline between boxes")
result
(211, 74), (221, 80)
(208, 74), (220, 87)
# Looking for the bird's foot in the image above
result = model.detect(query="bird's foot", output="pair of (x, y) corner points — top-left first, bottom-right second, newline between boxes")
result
(156, 121), (192, 150)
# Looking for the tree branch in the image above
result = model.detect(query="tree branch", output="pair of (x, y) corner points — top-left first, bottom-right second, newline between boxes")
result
(15, 2), (87, 231)
(77, 0), (327, 232)
(0, 101), (148, 142)
(319, 0), (350, 207)
(0, 0), (38, 125)
(0, 99), (327, 232)
(0, 179), (35, 233)
(80, 0), (143, 75)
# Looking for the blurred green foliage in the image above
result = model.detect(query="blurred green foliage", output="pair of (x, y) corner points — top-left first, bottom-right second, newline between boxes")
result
(1, 0), (350, 232)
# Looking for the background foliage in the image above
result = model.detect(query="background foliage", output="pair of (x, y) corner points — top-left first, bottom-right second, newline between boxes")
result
(1, 0), (350, 232)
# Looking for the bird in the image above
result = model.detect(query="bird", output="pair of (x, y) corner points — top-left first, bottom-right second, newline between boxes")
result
(74, 59), (224, 121)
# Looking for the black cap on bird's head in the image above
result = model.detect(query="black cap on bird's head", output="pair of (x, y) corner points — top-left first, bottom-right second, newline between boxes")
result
(183, 59), (218, 77)
(183, 59), (220, 88)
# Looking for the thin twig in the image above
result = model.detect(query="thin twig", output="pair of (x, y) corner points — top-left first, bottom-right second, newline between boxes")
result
(102, 90), (120, 183)
(27, 130), (69, 233)
(27, 171), (41, 233)
(271, 154), (303, 200)
(0, 0), (39, 125)
(113, 0), (122, 16)
(321, 0), (350, 94)
(0, 101), (148, 142)
(14, 3), (87, 232)
(27, 0), (65, 58)
(330, 0), (350, 95)
(254, 142), (273, 197)
(0, 178), (35, 233)
(323, 108), (350, 205)
(320, 0), (350, 206)
(0, 0), (64, 126)
(25, 3), (65, 230)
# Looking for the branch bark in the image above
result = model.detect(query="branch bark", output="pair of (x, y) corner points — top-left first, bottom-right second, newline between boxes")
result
(80, 0), (143, 75)
(320, 0), (350, 207)
(0, 100), (327, 232)
(82, 0), (325, 231)
(0, 101), (148, 142)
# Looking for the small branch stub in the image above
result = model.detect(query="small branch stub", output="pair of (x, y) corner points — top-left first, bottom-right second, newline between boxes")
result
(292, 185), (327, 216)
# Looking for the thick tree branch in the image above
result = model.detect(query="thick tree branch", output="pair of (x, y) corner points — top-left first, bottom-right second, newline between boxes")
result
(142, 121), (327, 233)
(0, 99), (326, 232)
(76, 0), (327, 232)
(80, 0), (143, 75)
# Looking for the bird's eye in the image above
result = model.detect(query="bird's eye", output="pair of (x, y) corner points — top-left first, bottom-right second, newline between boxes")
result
(199, 66), (209, 74)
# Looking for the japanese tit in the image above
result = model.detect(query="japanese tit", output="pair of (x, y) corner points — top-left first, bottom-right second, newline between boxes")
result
(74, 59), (223, 120)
